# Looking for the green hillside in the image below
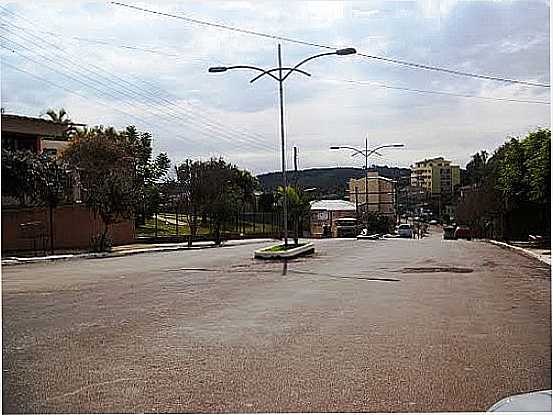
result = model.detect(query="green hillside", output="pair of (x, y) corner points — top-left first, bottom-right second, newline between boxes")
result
(258, 166), (411, 198)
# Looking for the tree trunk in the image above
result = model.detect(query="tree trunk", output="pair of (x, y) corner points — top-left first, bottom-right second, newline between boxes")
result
(100, 221), (110, 252)
(49, 203), (55, 255)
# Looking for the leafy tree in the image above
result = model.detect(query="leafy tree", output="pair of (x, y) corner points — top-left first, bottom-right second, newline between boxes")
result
(63, 126), (135, 251)
(457, 128), (550, 239)
(121, 126), (170, 225)
(2, 149), (36, 206)
(202, 158), (242, 244)
(276, 185), (311, 245)
(174, 159), (208, 237)
(523, 128), (550, 205)
(465, 150), (489, 186)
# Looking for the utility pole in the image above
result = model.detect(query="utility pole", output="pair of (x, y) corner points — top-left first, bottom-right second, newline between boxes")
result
(364, 137), (369, 231)
(293, 145), (298, 183)
(293, 145), (299, 244)
(355, 186), (359, 231)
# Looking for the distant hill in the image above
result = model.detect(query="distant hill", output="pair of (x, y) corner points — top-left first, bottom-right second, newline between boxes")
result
(257, 166), (411, 198)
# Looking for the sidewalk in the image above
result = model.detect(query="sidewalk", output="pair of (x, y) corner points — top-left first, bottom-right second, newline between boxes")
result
(488, 240), (551, 265)
(2, 238), (276, 267)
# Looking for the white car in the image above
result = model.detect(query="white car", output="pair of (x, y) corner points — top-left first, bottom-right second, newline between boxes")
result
(397, 224), (413, 238)
(488, 390), (551, 412)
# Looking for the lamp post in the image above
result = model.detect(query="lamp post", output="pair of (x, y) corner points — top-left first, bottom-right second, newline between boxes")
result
(209, 45), (356, 248)
(330, 140), (404, 230)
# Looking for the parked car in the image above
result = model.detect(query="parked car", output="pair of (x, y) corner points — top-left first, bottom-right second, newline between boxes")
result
(335, 217), (358, 238)
(429, 219), (438, 225)
(443, 225), (456, 240)
(454, 225), (472, 240)
(488, 390), (551, 412)
(397, 223), (413, 238)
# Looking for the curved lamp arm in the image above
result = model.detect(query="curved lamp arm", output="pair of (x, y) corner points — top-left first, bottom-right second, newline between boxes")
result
(352, 150), (383, 158)
(209, 65), (280, 82)
(282, 52), (338, 81)
(367, 144), (404, 157)
(330, 145), (365, 157)
(250, 67), (311, 83)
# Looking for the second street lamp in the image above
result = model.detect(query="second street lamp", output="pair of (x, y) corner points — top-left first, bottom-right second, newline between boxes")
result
(209, 44), (356, 248)
(331, 140), (404, 232)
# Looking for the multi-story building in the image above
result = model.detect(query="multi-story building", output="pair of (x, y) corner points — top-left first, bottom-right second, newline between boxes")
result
(411, 157), (460, 195)
(347, 172), (396, 217)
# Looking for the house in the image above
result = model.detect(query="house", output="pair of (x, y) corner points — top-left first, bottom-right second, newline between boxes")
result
(1, 113), (78, 156)
(309, 199), (356, 237)
(347, 172), (396, 218)
(1, 113), (135, 253)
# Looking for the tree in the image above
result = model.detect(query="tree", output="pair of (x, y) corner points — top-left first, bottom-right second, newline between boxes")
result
(45, 108), (71, 124)
(63, 126), (135, 251)
(121, 126), (170, 225)
(2, 149), (36, 207)
(202, 158), (242, 245)
(2, 149), (70, 253)
(44, 108), (78, 140)
(174, 159), (208, 237)
(456, 128), (550, 240)
(276, 185), (311, 245)
(465, 150), (489, 186)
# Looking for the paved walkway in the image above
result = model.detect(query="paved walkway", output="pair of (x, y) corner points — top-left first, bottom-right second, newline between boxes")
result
(2, 238), (276, 266)
(488, 240), (551, 265)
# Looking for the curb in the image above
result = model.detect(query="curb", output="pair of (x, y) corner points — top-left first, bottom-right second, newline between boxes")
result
(487, 240), (551, 265)
(2, 238), (276, 267)
(254, 242), (315, 260)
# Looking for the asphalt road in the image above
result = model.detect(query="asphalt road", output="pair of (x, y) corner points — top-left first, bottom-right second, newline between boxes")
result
(2, 230), (551, 413)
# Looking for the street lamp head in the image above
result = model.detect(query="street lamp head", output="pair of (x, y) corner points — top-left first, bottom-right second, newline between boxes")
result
(330, 146), (341, 150)
(336, 47), (357, 56)
(392, 144), (405, 148)
(208, 66), (228, 73)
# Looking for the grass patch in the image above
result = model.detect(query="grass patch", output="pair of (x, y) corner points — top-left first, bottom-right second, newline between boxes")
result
(262, 243), (307, 252)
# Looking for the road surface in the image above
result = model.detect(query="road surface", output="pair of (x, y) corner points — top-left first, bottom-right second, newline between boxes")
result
(2, 230), (550, 412)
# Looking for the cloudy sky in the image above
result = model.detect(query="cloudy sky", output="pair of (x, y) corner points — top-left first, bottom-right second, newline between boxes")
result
(1, 1), (550, 174)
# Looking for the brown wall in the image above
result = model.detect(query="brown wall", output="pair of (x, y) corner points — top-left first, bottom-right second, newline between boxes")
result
(2, 204), (135, 253)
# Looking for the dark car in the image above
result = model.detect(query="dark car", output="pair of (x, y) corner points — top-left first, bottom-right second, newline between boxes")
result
(443, 225), (456, 240)
(454, 225), (472, 240)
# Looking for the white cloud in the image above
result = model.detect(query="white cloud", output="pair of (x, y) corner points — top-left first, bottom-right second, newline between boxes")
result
(0, 0), (549, 174)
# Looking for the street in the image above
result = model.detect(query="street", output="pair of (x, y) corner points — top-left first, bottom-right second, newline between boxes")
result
(2, 230), (551, 413)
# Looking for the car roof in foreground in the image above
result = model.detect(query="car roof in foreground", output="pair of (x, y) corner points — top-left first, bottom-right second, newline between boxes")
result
(488, 390), (551, 412)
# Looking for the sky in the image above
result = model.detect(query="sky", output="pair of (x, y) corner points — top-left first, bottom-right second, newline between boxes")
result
(1, 0), (550, 174)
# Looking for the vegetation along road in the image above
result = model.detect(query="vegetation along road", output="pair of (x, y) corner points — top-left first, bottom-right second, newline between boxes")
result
(3, 230), (550, 412)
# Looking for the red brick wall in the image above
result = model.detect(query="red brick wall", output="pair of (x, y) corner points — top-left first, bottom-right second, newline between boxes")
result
(2, 205), (135, 252)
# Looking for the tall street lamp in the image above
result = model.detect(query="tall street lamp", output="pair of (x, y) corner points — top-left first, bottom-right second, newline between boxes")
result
(330, 139), (403, 230)
(209, 45), (356, 248)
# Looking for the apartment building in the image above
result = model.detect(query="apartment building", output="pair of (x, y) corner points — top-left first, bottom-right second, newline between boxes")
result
(347, 172), (396, 217)
(410, 157), (460, 195)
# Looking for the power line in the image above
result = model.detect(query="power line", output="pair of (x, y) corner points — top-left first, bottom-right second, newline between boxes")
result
(2, 61), (275, 166)
(0, 20), (276, 153)
(316, 77), (551, 105)
(110, 1), (550, 88)
(1, 61), (204, 154)
(0, 8), (276, 153)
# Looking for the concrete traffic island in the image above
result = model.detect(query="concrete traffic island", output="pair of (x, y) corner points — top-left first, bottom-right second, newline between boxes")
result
(254, 242), (315, 259)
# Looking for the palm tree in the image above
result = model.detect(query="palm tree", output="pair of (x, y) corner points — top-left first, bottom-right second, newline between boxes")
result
(277, 185), (310, 245)
(45, 108), (71, 124)
(44, 108), (79, 140)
